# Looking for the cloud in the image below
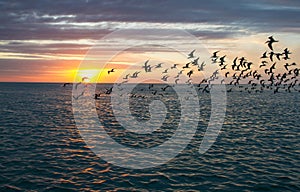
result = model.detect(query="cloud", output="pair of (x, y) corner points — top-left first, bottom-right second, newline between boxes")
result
(0, 0), (299, 41)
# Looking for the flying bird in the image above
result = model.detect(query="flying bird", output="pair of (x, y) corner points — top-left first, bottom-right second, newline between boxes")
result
(162, 69), (169, 74)
(123, 74), (130, 79)
(108, 68), (115, 74)
(171, 64), (179, 69)
(283, 48), (291, 60)
(261, 51), (268, 59)
(183, 62), (190, 69)
(155, 63), (163, 68)
(266, 36), (278, 50)
(198, 62), (206, 71)
(191, 57), (199, 66)
(188, 50), (195, 59)
(187, 70), (193, 78)
(161, 75), (169, 81)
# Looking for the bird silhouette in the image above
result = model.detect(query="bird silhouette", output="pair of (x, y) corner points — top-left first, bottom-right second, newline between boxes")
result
(161, 85), (171, 91)
(261, 51), (268, 59)
(171, 64), (179, 69)
(191, 57), (199, 66)
(155, 63), (163, 68)
(188, 50), (195, 59)
(161, 75), (169, 81)
(225, 72), (230, 78)
(283, 48), (291, 60)
(143, 60), (153, 72)
(266, 36), (278, 50)
(259, 61), (267, 68)
(162, 69), (169, 74)
(130, 71), (140, 78)
(187, 70), (193, 78)
(108, 68), (115, 74)
(105, 87), (113, 94)
(198, 62), (206, 71)
(182, 62), (190, 69)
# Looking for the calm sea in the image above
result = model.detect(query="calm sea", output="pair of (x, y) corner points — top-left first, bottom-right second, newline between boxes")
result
(0, 83), (299, 191)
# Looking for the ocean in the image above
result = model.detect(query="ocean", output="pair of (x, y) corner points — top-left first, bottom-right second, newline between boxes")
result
(0, 83), (299, 191)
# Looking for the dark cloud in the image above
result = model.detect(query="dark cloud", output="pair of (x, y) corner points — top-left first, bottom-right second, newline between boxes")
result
(0, 0), (299, 41)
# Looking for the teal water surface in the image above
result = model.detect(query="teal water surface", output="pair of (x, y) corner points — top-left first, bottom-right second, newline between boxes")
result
(0, 83), (299, 191)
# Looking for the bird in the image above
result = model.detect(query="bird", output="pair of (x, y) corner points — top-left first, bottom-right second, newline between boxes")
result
(219, 55), (226, 66)
(171, 64), (179, 69)
(211, 51), (219, 59)
(185, 79), (192, 84)
(284, 63), (290, 71)
(187, 70), (193, 78)
(191, 58), (199, 66)
(142, 60), (150, 71)
(239, 57), (246, 67)
(105, 87), (113, 94)
(188, 50), (195, 59)
(108, 68), (115, 74)
(266, 36), (278, 50)
(162, 69), (168, 74)
(232, 57), (238, 70)
(221, 65), (227, 70)
(283, 48), (291, 60)
(270, 62), (276, 71)
(146, 65), (153, 72)
(269, 52), (274, 62)
(82, 77), (89, 82)
(155, 63), (163, 68)
(261, 51), (268, 59)
(294, 68), (299, 76)
(275, 53), (282, 60)
(123, 74), (130, 79)
(225, 72), (230, 78)
(259, 61), (268, 68)
(198, 62), (206, 71)
(182, 62), (190, 69)
(161, 75), (169, 81)
(246, 62), (253, 70)
(94, 93), (100, 100)
(62, 83), (70, 87)
(130, 71), (140, 78)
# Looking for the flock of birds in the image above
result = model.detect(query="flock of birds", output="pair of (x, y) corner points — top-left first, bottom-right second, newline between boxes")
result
(70, 36), (300, 100)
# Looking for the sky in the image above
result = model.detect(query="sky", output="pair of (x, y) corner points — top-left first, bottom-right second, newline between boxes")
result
(0, 0), (299, 82)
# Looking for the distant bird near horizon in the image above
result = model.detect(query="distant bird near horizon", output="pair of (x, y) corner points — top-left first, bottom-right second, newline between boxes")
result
(130, 71), (140, 78)
(123, 74), (130, 79)
(108, 68), (115, 74)
(142, 60), (152, 72)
